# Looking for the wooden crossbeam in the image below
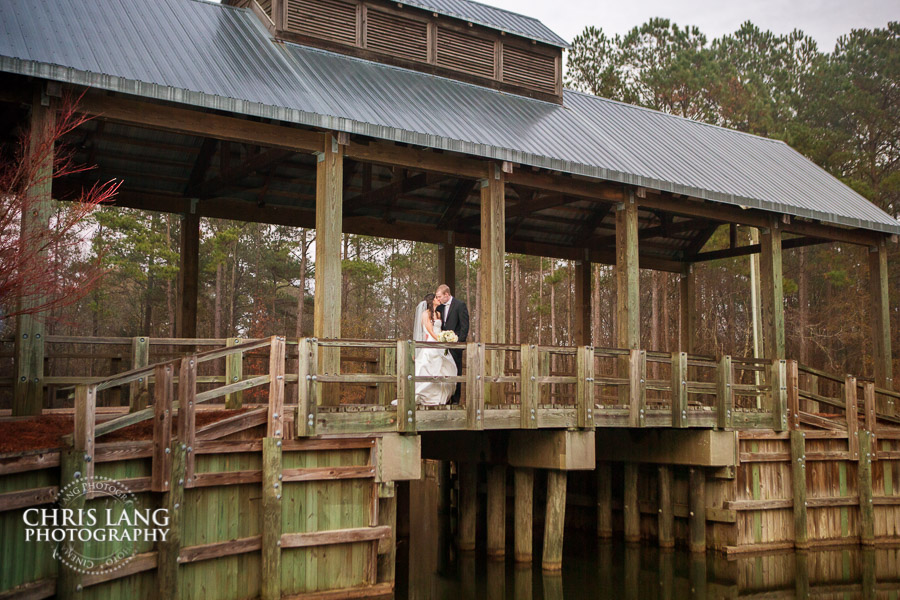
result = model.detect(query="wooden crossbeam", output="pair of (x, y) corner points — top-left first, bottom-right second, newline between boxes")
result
(344, 171), (448, 216)
(436, 179), (477, 229)
(183, 138), (218, 196)
(195, 146), (294, 198)
(692, 236), (829, 262)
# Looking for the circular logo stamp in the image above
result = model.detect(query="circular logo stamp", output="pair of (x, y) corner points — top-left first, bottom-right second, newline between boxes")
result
(23, 474), (170, 576)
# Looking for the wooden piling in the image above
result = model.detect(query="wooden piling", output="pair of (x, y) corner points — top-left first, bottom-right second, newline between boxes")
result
(716, 355), (733, 429)
(759, 217), (785, 360)
(296, 338), (317, 437)
(56, 448), (86, 600)
(790, 430), (808, 548)
(671, 352), (688, 428)
(658, 465), (674, 548)
(514, 467), (534, 563)
(520, 344), (538, 429)
(130, 336), (150, 411)
(868, 237), (893, 390)
(176, 212), (200, 338)
(397, 339), (416, 433)
(151, 363), (174, 492)
(458, 462), (477, 551)
(846, 375), (859, 459)
(377, 482), (397, 584)
(858, 430), (875, 544)
(616, 194), (640, 405)
(267, 336), (285, 437)
(261, 437), (283, 600)
(689, 467), (706, 552)
(576, 345), (595, 428)
(377, 346), (396, 406)
(628, 349), (646, 427)
(480, 163), (506, 405)
(465, 342), (484, 430)
(542, 470), (567, 571)
(597, 463), (613, 538)
(486, 465), (506, 558)
(623, 463), (640, 543)
(176, 357), (197, 482)
(157, 443), (185, 597)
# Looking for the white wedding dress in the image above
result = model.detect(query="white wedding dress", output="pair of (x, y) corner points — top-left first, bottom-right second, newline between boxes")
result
(414, 311), (457, 405)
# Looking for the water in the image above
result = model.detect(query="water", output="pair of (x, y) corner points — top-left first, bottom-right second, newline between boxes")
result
(395, 471), (900, 599)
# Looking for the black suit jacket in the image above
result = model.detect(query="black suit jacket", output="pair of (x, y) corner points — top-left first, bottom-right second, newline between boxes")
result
(440, 298), (469, 343)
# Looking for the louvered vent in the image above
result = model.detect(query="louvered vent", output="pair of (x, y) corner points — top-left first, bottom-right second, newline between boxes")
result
(366, 10), (427, 63)
(258, 0), (272, 17)
(286, 0), (357, 46)
(503, 46), (556, 95)
(436, 28), (495, 79)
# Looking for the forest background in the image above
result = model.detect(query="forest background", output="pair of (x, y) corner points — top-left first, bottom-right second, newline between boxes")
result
(8, 19), (899, 380)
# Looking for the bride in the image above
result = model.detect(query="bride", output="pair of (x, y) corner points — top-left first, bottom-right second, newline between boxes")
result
(413, 293), (457, 405)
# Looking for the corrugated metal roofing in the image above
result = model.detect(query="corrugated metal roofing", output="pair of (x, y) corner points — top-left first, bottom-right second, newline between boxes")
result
(0, 0), (896, 235)
(395, 0), (569, 47)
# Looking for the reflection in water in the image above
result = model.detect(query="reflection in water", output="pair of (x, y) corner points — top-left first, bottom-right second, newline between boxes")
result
(397, 465), (900, 599)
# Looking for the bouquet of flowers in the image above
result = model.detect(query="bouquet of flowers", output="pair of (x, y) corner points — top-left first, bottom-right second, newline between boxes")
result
(438, 330), (458, 354)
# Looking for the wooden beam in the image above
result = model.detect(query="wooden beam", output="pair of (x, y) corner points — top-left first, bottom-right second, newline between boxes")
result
(691, 236), (830, 262)
(344, 171), (448, 216)
(679, 266), (695, 354)
(596, 463), (612, 538)
(435, 179), (477, 229)
(458, 462), (477, 552)
(481, 163), (506, 403)
(261, 437), (283, 600)
(176, 212), (200, 338)
(759, 217), (785, 359)
(14, 88), (53, 416)
(868, 237), (893, 390)
(689, 467), (706, 552)
(437, 242), (456, 293)
(506, 170), (623, 203)
(345, 140), (488, 180)
(77, 92), (323, 153)
(183, 137), (218, 196)
(790, 430), (808, 548)
(314, 134), (343, 405)
(658, 465), (674, 548)
(623, 463), (640, 543)
(196, 147), (293, 198)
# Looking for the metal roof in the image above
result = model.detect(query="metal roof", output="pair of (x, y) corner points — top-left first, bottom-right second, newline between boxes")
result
(395, 0), (569, 47)
(0, 0), (897, 235)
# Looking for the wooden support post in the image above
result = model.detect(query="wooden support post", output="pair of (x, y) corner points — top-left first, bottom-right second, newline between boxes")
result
(397, 339), (416, 433)
(73, 384), (97, 483)
(514, 468), (534, 563)
(574, 256), (591, 346)
(438, 242), (456, 292)
(13, 91), (54, 416)
(869, 238), (893, 391)
(486, 465), (506, 558)
(540, 350), (551, 404)
(130, 336), (150, 412)
(671, 351), (688, 428)
(480, 163), (506, 404)
(296, 338), (318, 437)
(679, 265), (695, 354)
(846, 375), (859, 459)
(786, 359), (800, 430)
(261, 437), (283, 600)
(466, 342), (484, 430)
(542, 470), (567, 571)
(314, 133), (344, 405)
(617, 193), (640, 404)
(458, 463), (477, 552)
(57, 447), (86, 600)
(790, 430), (808, 548)
(597, 463), (613, 538)
(759, 217), (785, 360)
(689, 467), (706, 553)
(628, 349), (647, 427)
(377, 346), (396, 406)
(225, 337), (244, 409)
(716, 355), (734, 429)
(689, 554), (707, 600)
(623, 463), (640, 543)
(863, 381), (877, 435)
(576, 345), (595, 428)
(768, 359), (788, 432)
(151, 363), (174, 492)
(158, 443), (185, 597)
(858, 430), (875, 544)
(267, 336), (285, 437)
(176, 357), (197, 482)
(176, 211), (200, 339)
(520, 344), (538, 428)
(377, 483), (397, 584)
(658, 465), (674, 548)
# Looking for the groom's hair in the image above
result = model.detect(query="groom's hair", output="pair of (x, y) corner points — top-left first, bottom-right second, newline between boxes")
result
(436, 284), (451, 295)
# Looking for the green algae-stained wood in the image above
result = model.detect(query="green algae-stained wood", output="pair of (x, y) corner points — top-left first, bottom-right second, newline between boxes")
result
(225, 338), (244, 409)
(261, 438), (282, 600)
(658, 465), (674, 548)
(689, 467), (706, 553)
(513, 468), (534, 563)
(790, 430), (808, 548)
(542, 470), (567, 571)
(57, 448), (86, 600)
(858, 431), (875, 544)
(158, 444), (186, 598)
(130, 336), (150, 412)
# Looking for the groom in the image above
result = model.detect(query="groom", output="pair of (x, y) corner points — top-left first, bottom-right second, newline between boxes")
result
(435, 284), (469, 404)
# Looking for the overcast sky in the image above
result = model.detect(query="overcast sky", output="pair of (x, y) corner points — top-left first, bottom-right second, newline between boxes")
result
(486, 0), (897, 51)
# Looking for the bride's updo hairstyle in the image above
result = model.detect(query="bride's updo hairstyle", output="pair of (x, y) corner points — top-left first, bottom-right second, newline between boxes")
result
(423, 293), (436, 320)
